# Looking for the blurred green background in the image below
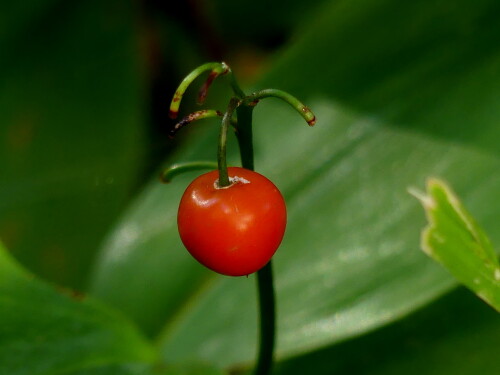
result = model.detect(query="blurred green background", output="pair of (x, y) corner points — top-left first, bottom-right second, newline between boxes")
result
(1, 0), (499, 374)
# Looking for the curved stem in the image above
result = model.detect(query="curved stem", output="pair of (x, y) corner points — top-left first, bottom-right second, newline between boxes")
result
(169, 110), (223, 137)
(159, 161), (218, 183)
(217, 97), (241, 188)
(169, 62), (228, 119)
(170, 61), (247, 119)
(243, 89), (316, 126)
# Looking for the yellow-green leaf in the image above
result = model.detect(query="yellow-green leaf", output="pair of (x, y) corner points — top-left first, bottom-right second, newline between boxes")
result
(411, 179), (500, 311)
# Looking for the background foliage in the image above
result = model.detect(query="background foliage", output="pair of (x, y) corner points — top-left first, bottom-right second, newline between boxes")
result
(0, 0), (499, 374)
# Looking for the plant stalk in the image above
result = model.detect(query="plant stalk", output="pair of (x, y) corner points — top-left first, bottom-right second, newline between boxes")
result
(235, 105), (255, 171)
(235, 100), (276, 375)
(254, 262), (276, 375)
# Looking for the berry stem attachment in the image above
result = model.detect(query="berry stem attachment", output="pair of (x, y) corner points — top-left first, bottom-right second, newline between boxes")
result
(217, 97), (241, 188)
(159, 161), (218, 183)
(243, 89), (316, 126)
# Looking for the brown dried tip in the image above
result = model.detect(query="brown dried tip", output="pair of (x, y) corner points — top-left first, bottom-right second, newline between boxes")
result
(159, 171), (171, 183)
(168, 109), (178, 119)
(301, 106), (316, 126)
(197, 71), (219, 105)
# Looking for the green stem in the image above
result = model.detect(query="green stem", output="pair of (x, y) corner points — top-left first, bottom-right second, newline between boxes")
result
(170, 61), (246, 119)
(243, 88), (316, 126)
(254, 262), (276, 375)
(235, 105), (255, 171)
(159, 161), (218, 183)
(169, 62), (228, 119)
(217, 97), (240, 188)
(228, 69), (246, 99)
(235, 100), (276, 375)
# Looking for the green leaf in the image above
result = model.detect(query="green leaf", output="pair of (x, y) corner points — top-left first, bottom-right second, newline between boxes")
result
(64, 364), (148, 375)
(159, 363), (227, 375)
(0, 0), (146, 288)
(0, 241), (156, 375)
(90, 0), (500, 370)
(66, 362), (226, 375)
(274, 288), (500, 375)
(411, 178), (500, 311)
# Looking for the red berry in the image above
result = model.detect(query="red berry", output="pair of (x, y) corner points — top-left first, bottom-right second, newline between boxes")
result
(177, 167), (287, 276)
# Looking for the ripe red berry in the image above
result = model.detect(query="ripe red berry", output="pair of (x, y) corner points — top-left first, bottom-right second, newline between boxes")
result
(177, 167), (287, 276)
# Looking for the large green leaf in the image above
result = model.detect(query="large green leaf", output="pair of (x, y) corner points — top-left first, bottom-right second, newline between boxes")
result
(0, 241), (155, 375)
(0, 0), (146, 288)
(90, 0), (500, 370)
(66, 362), (226, 375)
(274, 288), (500, 375)
(266, 0), (500, 158)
